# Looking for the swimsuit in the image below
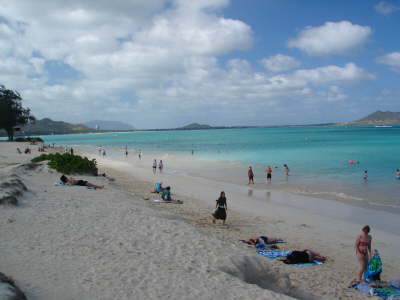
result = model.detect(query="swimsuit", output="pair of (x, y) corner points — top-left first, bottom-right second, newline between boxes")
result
(357, 240), (370, 256)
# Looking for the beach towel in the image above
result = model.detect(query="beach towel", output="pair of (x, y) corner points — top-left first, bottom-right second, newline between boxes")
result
(353, 282), (400, 299)
(290, 261), (324, 266)
(54, 181), (66, 186)
(372, 286), (400, 299)
(257, 250), (291, 259)
(365, 253), (383, 282)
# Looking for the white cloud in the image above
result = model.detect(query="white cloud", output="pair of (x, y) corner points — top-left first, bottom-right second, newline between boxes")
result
(0, 1), (376, 127)
(374, 1), (400, 15)
(377, 52), (400, 71)
(260, 54), (300, 72)
(288, 21), (372, 55)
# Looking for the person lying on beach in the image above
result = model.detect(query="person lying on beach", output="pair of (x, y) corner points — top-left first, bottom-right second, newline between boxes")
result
(161, 186), (172, 201)
(240, 236), (283, 245)
(60, 175), (104, 189)
(280, 249), (326, 264)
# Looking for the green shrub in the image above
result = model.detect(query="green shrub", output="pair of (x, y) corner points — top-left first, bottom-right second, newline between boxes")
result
(31, 153), (98, 175)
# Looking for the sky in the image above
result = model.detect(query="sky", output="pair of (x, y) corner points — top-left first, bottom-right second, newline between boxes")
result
(0, 0), (399, 129)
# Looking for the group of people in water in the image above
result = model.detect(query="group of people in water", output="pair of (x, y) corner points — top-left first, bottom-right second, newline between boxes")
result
(247, 164), (290, 184)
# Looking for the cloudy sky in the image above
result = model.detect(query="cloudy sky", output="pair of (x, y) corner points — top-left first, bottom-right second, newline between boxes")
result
(0, 0), (399, 128)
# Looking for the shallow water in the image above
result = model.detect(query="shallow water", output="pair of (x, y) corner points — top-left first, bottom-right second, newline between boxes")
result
(38, 126), (400, 210)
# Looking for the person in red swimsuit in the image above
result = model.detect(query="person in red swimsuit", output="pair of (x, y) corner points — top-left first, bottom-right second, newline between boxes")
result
(355, 225), (372, 282)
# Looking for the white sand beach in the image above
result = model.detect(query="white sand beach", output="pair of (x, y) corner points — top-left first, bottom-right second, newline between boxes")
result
(1, 142), (399, 299)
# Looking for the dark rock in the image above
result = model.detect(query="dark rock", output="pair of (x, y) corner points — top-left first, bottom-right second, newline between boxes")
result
(0, 272), (27, 300)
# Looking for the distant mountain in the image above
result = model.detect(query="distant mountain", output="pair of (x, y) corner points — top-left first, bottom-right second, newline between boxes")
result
(177, 123), (213, 130)
(24, 118), (91, 135)
(85, 120), (135, 131)
(346, 111), (400, 125)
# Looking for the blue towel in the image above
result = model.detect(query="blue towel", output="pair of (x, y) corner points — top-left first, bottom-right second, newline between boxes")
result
(257, 250), (292, 259)
(291, 261), (324, 266)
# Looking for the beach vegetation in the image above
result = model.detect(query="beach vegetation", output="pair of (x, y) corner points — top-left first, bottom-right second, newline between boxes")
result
(0, 85), (35, 141)
(31, 153), (98, 175)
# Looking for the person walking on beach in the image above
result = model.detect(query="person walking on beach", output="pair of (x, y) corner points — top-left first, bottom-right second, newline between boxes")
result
(98, 146), (102, 156)
(212, 191), (227, 225)
(363, 170), (368, 181)
(284, 164), (290, 176)
(248, 166), (254, 184)
(152, 159), (157, 174)
(138, 150), (142, 160)
(355, 225), (372, 282)
(125, 145), (128, 157)
(102, 148), (106, 157)
(266, 166), (272, 182)
(159, 160), (164, 172)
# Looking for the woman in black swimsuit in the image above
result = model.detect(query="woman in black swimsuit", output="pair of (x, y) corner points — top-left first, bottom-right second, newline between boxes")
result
(212, 191), (227, 225)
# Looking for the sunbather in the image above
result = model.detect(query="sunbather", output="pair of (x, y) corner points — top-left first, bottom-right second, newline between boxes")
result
(281, 249), (326, 264)
(240, 236), (283, 245)
(60, 175), (104, 189)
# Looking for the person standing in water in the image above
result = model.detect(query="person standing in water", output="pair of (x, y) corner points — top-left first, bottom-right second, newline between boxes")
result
(395, 169), (400, 179)
(284, 164), (289, 176)
(152, 159), (157, 174)
(248, 166), (254, 184)
(266, 166), (272, 182)
(159, 160), (164, 172)
(363, 170), (368, 181)
(212, 191), (227, 225)
(355, 225), (372, 282)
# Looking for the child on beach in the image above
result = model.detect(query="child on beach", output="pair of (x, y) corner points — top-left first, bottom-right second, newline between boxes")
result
(284, 164), (289, 176)
(212, 191), (227, 225)
(248, 166), (254, 184)
(355, 225), (372, 283)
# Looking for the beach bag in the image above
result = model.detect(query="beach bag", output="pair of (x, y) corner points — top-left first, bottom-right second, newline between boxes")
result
(364, 253), (382, 282)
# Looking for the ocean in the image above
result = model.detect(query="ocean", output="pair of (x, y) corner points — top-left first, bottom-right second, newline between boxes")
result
(37, 126), (400, 212)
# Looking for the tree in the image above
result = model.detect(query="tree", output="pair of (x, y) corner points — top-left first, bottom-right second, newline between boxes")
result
(0, 85), (35, 141)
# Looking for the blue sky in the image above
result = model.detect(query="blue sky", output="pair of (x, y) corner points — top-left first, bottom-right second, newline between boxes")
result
(0, 0), (399, 128)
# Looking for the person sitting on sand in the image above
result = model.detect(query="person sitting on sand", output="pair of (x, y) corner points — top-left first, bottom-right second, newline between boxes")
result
(281, 249), (326, 264)
(152, 182), (164, 193)
(161, 186), (171, 201)
(212, 191), (227, 225)
(355, 225), (372, 282)
(60, 175), (104, 189)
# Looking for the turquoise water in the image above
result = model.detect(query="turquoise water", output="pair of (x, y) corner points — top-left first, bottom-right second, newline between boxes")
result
(38, 126), (400, 209)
